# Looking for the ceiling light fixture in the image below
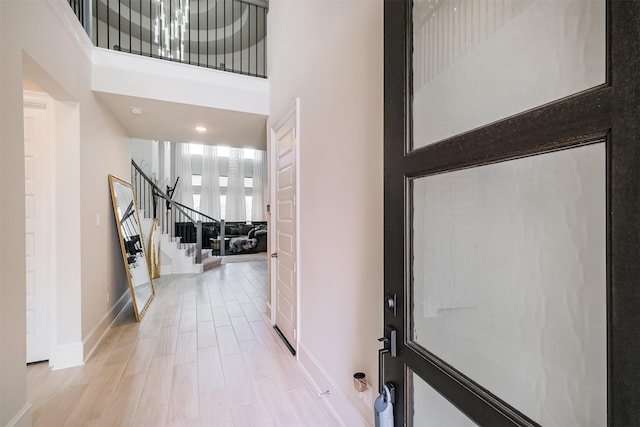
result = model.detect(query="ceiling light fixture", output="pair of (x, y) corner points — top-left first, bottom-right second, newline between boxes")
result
(195, 126), (207, 132)
(130, 107), (143, 115)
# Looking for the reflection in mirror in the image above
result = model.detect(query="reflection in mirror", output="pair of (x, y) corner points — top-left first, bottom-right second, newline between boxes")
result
(108, 174), (155, 321)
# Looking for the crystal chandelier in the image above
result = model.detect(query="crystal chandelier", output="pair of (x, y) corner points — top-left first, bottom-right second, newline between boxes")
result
(153, 0), (189, 60)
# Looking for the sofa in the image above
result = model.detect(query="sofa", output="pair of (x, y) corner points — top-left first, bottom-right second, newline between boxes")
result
(173, 221), (267, 255)
(221, 222), (267, 254)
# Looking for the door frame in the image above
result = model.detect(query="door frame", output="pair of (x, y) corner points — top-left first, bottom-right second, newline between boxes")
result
(384, 0), (640, 424)
(269, 98), (301, 352)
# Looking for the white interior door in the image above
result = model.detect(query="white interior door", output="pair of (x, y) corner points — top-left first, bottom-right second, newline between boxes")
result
(272, 109), (298, 353)
(24, 94), (52, 364)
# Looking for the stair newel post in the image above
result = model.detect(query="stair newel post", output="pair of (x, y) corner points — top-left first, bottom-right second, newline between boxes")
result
(195, 220), (202, 264)
(220, 219), (226, 257)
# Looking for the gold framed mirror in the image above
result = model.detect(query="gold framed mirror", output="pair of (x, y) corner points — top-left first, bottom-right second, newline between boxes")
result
(108, 174), (155, 321)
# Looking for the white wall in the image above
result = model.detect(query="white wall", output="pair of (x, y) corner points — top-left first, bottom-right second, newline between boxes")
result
(92, 48), (269, 116)
(268, 1), (383, 424)
(0, 0), (30, 422)
(1, 1), (131, 422)
(131, 138), (156, 177)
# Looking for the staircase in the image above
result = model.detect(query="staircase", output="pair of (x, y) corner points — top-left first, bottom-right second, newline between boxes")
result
(132, 160), (222, 275)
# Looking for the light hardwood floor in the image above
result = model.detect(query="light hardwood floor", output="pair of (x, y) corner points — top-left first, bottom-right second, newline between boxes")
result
(27, 261), (338, 427)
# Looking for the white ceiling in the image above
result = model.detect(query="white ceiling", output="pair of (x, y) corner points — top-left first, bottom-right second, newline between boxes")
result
(94, 92), (268, 150)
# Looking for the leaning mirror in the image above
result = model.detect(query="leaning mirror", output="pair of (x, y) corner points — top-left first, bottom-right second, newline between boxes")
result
(108, 174), (155, 321)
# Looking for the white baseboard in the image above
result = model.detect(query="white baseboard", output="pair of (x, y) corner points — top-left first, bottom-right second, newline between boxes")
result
(82, 289), (131, 362)
(51, 342), (84, 370)
(298, 343), (371, 427)
(265, 301), (272, 323)
(4, 403), (32, 427)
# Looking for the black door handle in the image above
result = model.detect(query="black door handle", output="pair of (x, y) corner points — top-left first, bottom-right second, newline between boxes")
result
(378, 327), (397, 394)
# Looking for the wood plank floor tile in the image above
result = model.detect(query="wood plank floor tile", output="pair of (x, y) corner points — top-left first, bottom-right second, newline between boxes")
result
(139, 312), (164, 338)
(287, 386), (339, 427)
(124, 337), (158, 376)
(234, 289), (252, 304)
(175, 331), (198, 365)
(166, 362), (200, 424)
(239, 340), (278, 382)
(165, 418), (200, 427)
(196, 303), (213, 323)
(231, 316), (256, 342)
(95, 373), (147, 427)
(63, 372), (121, 426)
(197, 320), (218, 349)
(163, 306), (182, 327)
(199, 394), (233, 426)
(132, 354), (175, 426)
(209, 292), (226, 308)
(223, 299), (242, 318)
(216, 325), (241, 356)
(212, 305), (231, 327)
(230, 401), (273, 427)
(32, 383), (88, 426)
(155, 324), (180, 356)
(27, 260), (337, 427)
(179, 309), (198, 333)
(220, 353), (256, 408)
(197, 347), (226, 398)
(253, 376), (302, 427)
(241, 302), (263, 322)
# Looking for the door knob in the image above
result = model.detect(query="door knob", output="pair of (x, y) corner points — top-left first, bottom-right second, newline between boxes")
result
(385, 292), (397, 315)
(271, 252), (278, 258)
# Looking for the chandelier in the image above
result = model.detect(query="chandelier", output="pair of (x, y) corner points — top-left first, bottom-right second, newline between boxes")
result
(153, 0), (189, 60)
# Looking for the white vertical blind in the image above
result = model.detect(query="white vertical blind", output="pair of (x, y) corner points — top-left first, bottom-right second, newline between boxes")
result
(174, 142), (195, 207)
(200, 145), (221, 219)
(251, 149), (267, 221)
(173, 143), (267, 222)
(225, 147), (246, 221)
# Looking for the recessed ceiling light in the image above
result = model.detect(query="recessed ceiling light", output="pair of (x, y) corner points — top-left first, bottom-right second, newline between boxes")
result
(195, 126), (207, 132)
(130, 107), (143, 115)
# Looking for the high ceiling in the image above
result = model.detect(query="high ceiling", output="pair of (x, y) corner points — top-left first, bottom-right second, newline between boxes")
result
(95, 92), (267, 150)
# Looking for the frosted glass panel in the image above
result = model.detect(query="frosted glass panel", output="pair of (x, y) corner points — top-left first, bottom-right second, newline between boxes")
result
(412, 0), (606, 148)
(413, 372), (476, 427)
(412, 143), (606, 425)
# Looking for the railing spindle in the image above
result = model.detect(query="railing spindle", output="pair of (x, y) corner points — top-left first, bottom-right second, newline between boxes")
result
(254, 4), (257, 76)
(149, 0), (152, 56)
(232, 1), (235, 72)
(128, 0), (131, 52)
(224, 0), (226, 69)
(262, 7), (265, 76)
(71, 0), (266, 77)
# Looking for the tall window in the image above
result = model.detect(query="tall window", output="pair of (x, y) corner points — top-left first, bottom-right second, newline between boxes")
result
(185, 144), (263, 222)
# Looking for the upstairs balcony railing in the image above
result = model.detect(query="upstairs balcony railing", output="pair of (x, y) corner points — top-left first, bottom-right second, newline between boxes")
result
(68, 0), (267, 78)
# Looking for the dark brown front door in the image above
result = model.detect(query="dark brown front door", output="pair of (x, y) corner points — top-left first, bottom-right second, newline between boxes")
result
(383, 0), (640, 424)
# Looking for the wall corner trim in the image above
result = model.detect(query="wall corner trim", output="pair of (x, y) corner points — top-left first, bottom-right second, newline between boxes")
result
(4, 403), (32, 427)
(298, 343), (372, 427)
(82, 289), (132, 363)
(51, 342), (84, 370)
